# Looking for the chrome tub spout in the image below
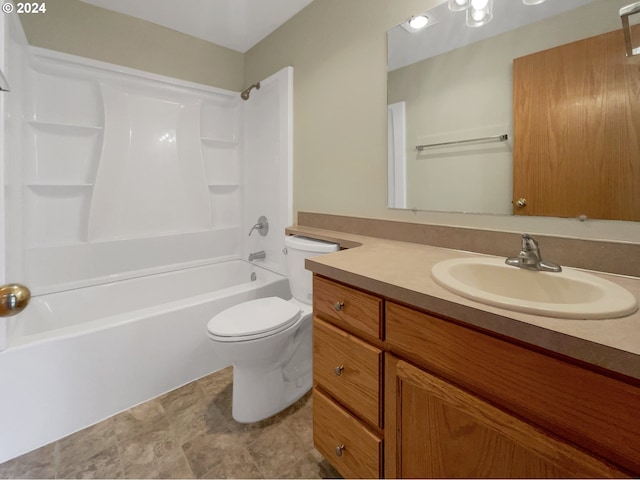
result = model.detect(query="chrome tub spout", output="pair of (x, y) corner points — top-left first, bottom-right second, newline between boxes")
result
(248, 250), (266, 262)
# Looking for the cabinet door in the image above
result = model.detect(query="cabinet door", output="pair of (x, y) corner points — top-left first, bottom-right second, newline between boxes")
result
(385, 355), (625, 479)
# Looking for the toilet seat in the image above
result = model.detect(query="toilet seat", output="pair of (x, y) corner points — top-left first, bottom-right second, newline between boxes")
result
(207, 297), (302, 342)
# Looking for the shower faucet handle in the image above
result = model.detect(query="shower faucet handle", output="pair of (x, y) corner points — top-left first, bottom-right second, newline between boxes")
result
(248, 216), (269, 237)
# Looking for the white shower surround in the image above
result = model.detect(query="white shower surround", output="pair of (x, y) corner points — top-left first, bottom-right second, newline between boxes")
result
(12, 46), (292, 295)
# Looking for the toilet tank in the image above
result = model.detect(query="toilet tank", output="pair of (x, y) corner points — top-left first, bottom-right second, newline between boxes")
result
(285, 235), (339, 304)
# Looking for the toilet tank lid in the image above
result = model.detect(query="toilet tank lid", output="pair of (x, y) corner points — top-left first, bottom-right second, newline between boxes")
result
(285, 235), (339, 253)
(207, 297), (301, 338)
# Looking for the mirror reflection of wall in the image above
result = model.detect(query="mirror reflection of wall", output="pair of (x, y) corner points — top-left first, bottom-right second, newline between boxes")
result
(389, 33), (515, 215)
(387, 0), (640, 220)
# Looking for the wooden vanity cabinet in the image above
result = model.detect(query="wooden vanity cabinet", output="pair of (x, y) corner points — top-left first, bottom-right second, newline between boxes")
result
(311, 274), (638, 478)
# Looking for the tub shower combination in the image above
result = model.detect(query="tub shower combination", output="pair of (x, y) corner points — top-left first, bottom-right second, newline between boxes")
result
(0, 16), (293, 463)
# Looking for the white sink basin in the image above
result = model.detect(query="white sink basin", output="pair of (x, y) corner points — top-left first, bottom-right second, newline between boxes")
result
(431, 257), (638, 319)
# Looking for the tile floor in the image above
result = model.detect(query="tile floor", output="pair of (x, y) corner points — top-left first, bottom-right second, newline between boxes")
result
(0, 367), (340, 479)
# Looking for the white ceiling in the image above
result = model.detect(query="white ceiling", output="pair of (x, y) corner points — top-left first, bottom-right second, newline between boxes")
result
(79, 0), (314, 53)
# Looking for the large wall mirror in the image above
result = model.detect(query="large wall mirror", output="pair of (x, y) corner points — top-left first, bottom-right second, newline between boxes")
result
(387, 0), (640, 222)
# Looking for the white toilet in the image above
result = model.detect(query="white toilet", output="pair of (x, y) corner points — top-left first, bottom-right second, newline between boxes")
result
(207, 235), (339, 423)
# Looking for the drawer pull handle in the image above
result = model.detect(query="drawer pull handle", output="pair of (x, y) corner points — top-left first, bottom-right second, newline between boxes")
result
(333, 301), (345, 311)
(334, 365), (344, 376)
(335, 444), (345, 457)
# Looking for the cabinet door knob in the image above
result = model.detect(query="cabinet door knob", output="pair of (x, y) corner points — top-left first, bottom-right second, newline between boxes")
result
(335, 444), (345, 457)
(333, 301), (345, 311)
(334, 365), (344, 376)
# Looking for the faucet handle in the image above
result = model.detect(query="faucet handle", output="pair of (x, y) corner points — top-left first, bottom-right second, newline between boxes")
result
(248, 216), (269, 237)
(521, 233), (538, 252)
(508, 234), (562, 272)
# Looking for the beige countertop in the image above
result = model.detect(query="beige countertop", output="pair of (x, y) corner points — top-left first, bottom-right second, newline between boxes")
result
(287, 226), (640, 382)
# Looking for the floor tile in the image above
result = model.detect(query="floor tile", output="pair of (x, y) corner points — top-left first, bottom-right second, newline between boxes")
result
(11, 443), (58, 479)
(210, 381), (234, 421)
(167, 392), (230, 447)
(113, 398), (170, 443)
(197, 366), (233, 398)
(120, 429), (193, 479)
(58, 418), (119, 467)
(0, 368), (335, 479)
(275, 451), (330, 479)
(182, 431), (261, 479)
(318, 458), (343, 479)
(57, 444), (124, 479)
(158, 381), (205, 419)
(244, 421), (317, 479)
(0, 458), (17, 479)
(282, 393), (313, 444)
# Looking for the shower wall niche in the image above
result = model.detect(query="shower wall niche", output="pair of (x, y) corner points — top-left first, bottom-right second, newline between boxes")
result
(18, 48), (248, 294)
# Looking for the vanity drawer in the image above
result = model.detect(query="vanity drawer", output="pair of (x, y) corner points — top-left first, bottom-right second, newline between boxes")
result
(313, 388), (382, 479)
(313, 317), (382, 428)
(385, 301), (640, 474)
(313, 275), (383, 342)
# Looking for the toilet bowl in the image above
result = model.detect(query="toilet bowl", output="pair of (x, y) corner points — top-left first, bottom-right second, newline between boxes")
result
(207, 235), (339, 423)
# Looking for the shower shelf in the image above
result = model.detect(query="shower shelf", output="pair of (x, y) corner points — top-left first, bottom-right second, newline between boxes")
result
(28, 121), (104, 133)
(27, 240), (88, 248)
(201, 137), (238, 148)
(26, 183), (93, 187)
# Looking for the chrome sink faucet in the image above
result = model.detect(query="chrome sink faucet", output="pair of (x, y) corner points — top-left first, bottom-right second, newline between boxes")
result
(505, 233), (562, 272)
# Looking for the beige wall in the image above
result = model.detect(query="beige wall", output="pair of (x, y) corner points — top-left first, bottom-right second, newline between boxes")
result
(245, 0), (438, 219)
(18, 0), (244, 91)
(246, 0), (640, 242)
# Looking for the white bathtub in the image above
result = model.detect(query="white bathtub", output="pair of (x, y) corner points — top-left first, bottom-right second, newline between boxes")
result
(0, 261), (290, 463)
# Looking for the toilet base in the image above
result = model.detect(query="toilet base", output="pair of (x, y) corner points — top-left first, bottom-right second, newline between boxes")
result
(208, 306), (314, 423)
(231, 363), (312, 423)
